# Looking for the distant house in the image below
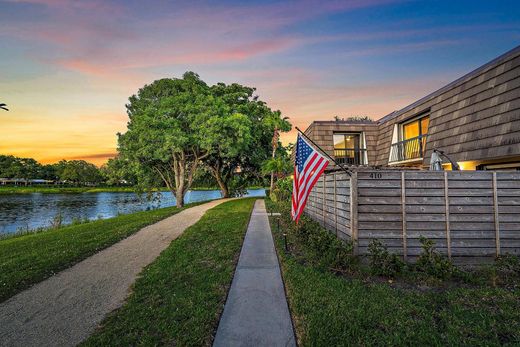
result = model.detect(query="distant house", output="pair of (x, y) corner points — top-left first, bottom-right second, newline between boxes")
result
(304, 45), (520, 171)
(0, 178), (55, 185)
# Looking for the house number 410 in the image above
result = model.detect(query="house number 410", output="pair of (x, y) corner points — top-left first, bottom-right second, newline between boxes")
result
(369, 173), (382, 179)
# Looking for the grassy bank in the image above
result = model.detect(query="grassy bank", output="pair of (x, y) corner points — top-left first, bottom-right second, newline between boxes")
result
(266, 199), (520, 346)
(0, 186), (143, 194)
(0, 203), (199, 303)
(82, 198), (256, 346)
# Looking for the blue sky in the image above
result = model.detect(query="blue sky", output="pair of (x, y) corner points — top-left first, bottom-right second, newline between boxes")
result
(0, 0), (519, 164)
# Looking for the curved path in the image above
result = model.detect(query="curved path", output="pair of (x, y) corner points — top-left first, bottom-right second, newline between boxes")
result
(0, 199), (229, 347)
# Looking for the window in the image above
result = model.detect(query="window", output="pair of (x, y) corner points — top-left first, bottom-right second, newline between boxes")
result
(333, 133), (366, 165)
(389, 114), (430, 163)
(401, 115), (429, 141)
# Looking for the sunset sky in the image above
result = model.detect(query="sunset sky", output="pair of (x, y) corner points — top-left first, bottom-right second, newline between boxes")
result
(1, 0), (519, 166)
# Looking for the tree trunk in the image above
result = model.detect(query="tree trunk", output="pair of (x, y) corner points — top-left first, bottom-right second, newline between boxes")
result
(270, 127), (279, 193)
(214, 170), (229, 198)
(175, 189), (184, 208)
(174, 155), (186, 208)
(217, 177), (229, 198)
(269, 128), (278, 194)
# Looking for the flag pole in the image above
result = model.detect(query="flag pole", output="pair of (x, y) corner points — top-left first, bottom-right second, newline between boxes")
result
(295, 127), (351, 176)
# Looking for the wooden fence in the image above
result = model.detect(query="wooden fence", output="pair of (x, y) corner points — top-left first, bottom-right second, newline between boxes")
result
(304, 170), (520, 263)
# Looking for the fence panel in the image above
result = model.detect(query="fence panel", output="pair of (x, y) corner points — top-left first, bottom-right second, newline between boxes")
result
(303, 170), (520, 263)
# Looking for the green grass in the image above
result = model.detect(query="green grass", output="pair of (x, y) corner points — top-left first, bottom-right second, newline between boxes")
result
(82, 198), (256, 347)
(266, 200), (520, 346)
(0, 186), (144, 194)
(0, 203), (199, 303)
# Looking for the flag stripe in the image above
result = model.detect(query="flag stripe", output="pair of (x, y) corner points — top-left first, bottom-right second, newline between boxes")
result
(291, 134), (329, 223)
(294, 159), (328, 218)
(296, 157), (324, 207)
(298, 152), (318, 187)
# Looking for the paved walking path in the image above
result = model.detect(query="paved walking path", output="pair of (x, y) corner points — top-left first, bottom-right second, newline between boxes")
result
(0, 199), (229, 347)
(213, 200), (296, 347)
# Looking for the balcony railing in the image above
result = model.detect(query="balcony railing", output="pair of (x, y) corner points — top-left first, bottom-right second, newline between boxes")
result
(334, 148), (367, 165)
(389, 135), (427, 163)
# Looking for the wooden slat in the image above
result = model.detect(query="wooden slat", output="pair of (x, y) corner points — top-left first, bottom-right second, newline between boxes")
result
(493, 172), (501, 256)
(350, 172), (359, 255)
(444, 171), (451, 259)
(334, 173), (338, 237)
(401, 171), (407, 260)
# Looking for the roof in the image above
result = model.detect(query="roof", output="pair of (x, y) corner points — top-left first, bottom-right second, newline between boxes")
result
(309, 120), (377, 126)
(377, 45), (520, 124)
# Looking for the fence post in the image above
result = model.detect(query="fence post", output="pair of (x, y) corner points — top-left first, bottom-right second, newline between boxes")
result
(401, 171), (407, 261)
(493, 172), (501, 257)
(322, 176), (326, 227)
(334, 173), (338, 237)
(350, 171), (359, 255)
(444, 171), (452, 259)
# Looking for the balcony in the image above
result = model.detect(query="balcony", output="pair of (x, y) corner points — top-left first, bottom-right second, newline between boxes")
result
(334, 148), (367, 165)
(389, 135), (427, 163)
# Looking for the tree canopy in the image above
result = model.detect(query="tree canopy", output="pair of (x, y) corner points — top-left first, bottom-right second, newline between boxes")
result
(54, 160), (103, 185)
(119, 72), (292, 204)
(0, 155), (105, 185)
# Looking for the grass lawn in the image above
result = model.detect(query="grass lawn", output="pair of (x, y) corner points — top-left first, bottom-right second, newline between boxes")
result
(266, 199), (520, 346)
(0, 186), (143, 194)
(82, 198), (256, 346)
(0, 202), (200, 303)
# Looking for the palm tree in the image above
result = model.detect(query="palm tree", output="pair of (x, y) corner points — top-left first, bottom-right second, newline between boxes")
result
(267, 112), (291, 192)
(0, 103), (8, 111)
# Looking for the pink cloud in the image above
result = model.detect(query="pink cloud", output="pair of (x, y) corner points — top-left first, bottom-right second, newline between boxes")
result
(161, 0), (402, 32)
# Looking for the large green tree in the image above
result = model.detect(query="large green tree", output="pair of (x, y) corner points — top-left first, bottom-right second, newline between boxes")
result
(196, 83), (292, 197)
(118, 72), (217, 207)
(118, 73), (292, 202)
(201, 83), (262, 197)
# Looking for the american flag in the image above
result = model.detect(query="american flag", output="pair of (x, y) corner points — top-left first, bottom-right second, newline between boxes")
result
(291, 134), (329, 222)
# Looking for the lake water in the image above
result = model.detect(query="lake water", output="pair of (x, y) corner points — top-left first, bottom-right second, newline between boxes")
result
(0, 189), (265, 234)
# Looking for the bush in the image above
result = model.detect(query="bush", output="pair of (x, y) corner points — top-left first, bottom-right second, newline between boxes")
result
(270, 200), (356, 272)
(305, 224), (356, 271)
(271, 177), (292, 202)
(493, 254), (520, 284)
(416, 237), (455, 280)
(367, 239), (404, 277)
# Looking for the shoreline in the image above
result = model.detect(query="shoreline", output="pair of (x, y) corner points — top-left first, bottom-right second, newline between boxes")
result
(0, 186), (266, 195)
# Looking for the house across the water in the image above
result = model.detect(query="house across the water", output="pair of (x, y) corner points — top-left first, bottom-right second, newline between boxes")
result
(303, 45), (520, 171)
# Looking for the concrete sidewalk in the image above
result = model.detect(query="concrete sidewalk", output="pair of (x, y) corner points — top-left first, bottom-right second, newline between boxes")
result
(0, 199), (229, 347)
(213, 200), (296, 347)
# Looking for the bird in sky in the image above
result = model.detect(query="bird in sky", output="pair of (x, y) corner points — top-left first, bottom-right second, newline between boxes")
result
(0, 103), (8, 111)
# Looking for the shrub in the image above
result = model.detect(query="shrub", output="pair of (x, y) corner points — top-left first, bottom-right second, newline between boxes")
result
(416, 236), (455, 280)
(367, 239), (404, 277)
(306, 226), (356, 271)
(271, 200), (357, 272)
(494, 253), (520, 284)
(271, 177), (292, 202)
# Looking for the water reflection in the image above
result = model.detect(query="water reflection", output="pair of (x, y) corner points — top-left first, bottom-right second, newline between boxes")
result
(0, 189), (265, 234)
